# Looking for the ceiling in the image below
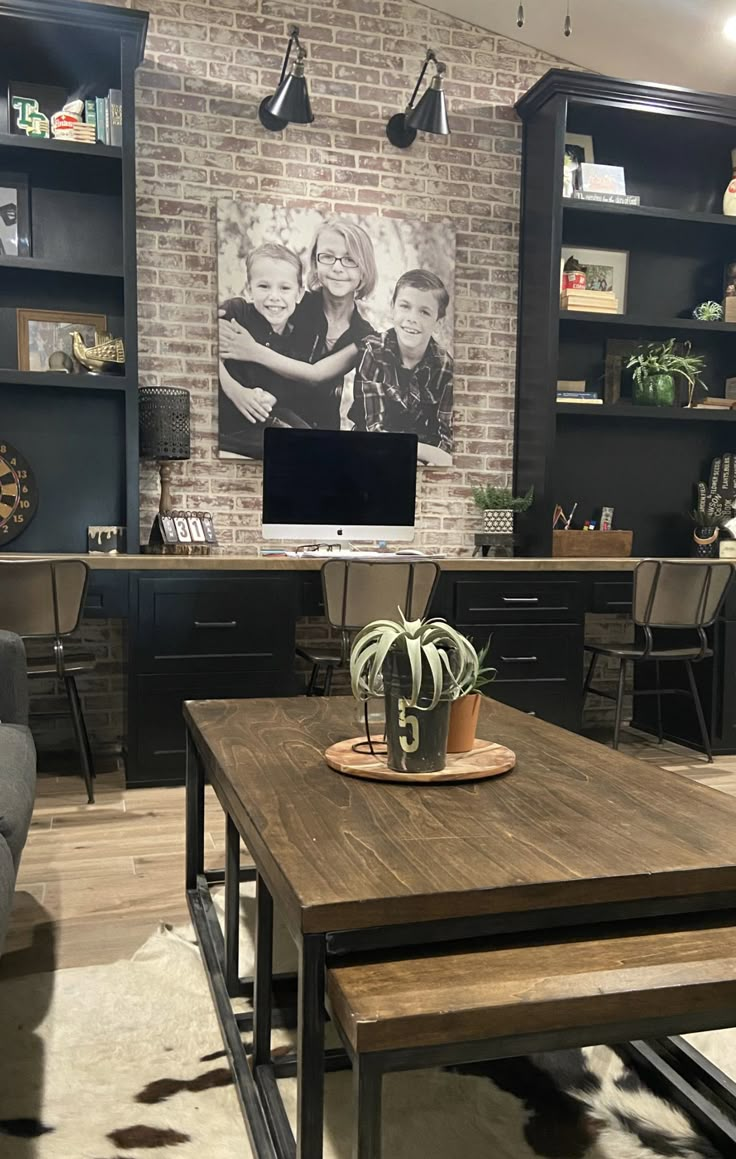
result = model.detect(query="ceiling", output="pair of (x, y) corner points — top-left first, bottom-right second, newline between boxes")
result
(424, 0), (736, 96)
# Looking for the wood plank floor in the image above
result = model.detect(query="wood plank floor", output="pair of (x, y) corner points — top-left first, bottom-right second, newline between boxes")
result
(3, 727), (736, 979)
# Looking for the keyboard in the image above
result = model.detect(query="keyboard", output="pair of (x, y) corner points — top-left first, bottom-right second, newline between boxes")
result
(296, 550), (431, 560)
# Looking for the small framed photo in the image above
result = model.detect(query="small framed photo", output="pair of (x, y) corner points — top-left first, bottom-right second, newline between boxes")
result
(187, 513), (206, 543)
(17, 308), (107, 372)
(563, 133), (595, 196)
(579, 163), (626, 196)
(560, 246), (629, 313)
(0, 173), (30, 257)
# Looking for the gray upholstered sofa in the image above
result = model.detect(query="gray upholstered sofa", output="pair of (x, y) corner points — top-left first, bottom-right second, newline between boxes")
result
(0, 630), (36, 956)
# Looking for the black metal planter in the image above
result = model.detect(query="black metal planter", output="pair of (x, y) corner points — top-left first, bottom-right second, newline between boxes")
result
(382, 652), (451, 773)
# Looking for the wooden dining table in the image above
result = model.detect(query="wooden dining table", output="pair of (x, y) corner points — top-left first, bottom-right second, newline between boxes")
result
(183, 695), (736, 1159)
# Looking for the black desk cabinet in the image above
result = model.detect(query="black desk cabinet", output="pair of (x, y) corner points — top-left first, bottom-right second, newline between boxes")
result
(82, 565), (734, 787)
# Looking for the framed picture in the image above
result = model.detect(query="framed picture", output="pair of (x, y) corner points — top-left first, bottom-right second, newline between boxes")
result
(0, 173), (30, 257)
(563, 133), (595, 197)
(560, 246), (628, 313)
(17, 309), (107, 372)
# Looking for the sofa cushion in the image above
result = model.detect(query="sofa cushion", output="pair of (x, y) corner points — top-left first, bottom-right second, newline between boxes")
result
(0, 724), (36, 870)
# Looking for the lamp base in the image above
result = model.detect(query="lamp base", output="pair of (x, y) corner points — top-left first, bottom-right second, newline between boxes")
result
(386, 112), (417, 149)
(258, 96), (288, 133)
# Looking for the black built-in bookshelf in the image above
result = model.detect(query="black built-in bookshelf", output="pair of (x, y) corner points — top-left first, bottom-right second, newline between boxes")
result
(0, 0), (147, 552)
(515, 70), (736, 558)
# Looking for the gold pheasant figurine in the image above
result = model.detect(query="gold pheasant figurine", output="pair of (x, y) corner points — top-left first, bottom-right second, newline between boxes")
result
(70, 330), (125, 374)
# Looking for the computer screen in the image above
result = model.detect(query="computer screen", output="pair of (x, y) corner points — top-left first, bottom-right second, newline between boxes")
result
(262, 428), (418, 542)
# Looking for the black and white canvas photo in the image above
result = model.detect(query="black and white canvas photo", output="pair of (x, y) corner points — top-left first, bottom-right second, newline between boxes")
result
(217, 202), (456, 466)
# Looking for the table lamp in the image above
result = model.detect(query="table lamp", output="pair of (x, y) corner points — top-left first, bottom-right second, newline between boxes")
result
(139, 386), (191, 549)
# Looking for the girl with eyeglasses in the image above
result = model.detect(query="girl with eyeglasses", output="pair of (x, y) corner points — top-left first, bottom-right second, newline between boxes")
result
(219, 218), (377, 431)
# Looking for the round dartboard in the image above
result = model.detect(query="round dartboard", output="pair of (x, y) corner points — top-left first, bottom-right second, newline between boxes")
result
(0, 440), (38, 545)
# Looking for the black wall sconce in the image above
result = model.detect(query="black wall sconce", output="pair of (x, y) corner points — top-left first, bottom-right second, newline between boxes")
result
(386, 49), (450, 149)
(259, 24), (314, 132)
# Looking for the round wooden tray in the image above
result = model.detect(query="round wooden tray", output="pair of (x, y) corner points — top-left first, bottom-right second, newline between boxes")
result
(324, 737), (516, 784)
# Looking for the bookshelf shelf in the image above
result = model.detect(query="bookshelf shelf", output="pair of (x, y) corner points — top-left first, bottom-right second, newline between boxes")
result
(556, 402), (736, 421)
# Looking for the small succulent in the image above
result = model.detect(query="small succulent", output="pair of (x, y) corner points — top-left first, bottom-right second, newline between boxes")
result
(692, 301), (724, 322)
(471, 485), (534, 512)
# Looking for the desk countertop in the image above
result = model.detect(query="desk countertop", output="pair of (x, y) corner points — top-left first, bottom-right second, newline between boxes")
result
(0, 553), (702, 572)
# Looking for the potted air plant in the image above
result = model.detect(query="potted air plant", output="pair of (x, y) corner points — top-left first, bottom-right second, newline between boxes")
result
(350, 613), (478, 773)
(471, 484), (534, 536)
(626, 338), (707, 408)
(446, 641), (497, 754)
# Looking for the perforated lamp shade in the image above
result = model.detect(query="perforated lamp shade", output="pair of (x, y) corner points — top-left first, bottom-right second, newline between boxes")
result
(139, 387), (191, 461)
(406, 75), (450, 136)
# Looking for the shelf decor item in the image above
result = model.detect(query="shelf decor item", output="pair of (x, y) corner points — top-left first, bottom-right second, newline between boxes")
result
(0, 440), (38, 546)
(70, 330), (125, 374)
(350, 612), (478, 774)
(87, 525), (126, 554)
(0, 172), (30, 257)
(692, 301), (724, 321)
(50, 99), (83, 140)
(579, 162), (626, 196)
(724, 148), (736, 216)
(560, 246), (628, 312)
(16, 309), (107, 373)
(139, 386), (192, 553)
(692, 455), (736, 555)
(471, 484), (534, 536)
(446, 640), (496, 753)
(562, 132), (594, 195)
(627, 338), (707, 408)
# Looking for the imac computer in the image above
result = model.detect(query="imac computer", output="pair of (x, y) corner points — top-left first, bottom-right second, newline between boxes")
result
(262, 428), (418, 545)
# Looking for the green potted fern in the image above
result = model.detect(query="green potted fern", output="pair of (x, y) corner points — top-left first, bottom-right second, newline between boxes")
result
(471, 485), (534, 535)
(350, 614), (478, 773)
(626, 339), (707, 408)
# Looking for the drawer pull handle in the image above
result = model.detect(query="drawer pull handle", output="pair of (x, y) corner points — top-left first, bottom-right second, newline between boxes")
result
(502, 596), (539, 603)
(501, 655), (538, 663)
(607, 601), (632, 608)
(194, 620), (238, 629)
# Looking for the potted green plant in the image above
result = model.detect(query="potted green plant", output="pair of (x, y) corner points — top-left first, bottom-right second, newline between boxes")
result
(626, 339), (707, 408)
(471, 484), (534, 535)
(446, 641), (497, 753)
(350, 613), (478, 773)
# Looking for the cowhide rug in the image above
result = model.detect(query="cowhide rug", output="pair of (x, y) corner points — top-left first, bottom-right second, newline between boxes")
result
(0, 885), (733, 1158)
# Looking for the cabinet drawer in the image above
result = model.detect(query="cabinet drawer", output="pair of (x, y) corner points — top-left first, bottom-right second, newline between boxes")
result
(129, 672), (298, 786)
(84, 572), (129, 619)
(136, 574), (296, 674)
(592, 581), (632, 615)
(485, 683), (575, 730)
(455, 579), (581, 624)
(479, 624), (580, 682)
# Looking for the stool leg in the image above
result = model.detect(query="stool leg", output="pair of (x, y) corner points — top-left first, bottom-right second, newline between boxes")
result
(654, 660), (664, 743)
(306, 663), (320, 697)
(323, 665), (334, 698)
(685, 661), (713, 763)
(582, 652), (598, 701)
(64, 674), (95, 804)
(353, 1055), (383, 1159)
(612, 660), (627, 750)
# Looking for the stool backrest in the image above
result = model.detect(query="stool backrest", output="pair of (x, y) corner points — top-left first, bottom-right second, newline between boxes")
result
(322, 560), (440, 632)
(0, 559), (89, 639)
(633, 559), (732, 629)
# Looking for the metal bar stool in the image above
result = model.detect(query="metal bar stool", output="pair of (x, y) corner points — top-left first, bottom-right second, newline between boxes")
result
(583, 559), (732, 762)
(297, 559), (440, 696)
(0, 559), (96, 801)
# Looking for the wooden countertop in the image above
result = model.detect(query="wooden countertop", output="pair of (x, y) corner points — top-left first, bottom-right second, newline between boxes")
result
(0, 553), (659, 572)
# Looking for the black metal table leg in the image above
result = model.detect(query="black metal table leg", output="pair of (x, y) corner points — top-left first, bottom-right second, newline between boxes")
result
(254, 874), (274, 1067)
(353, 1055), (383, 1159)
(225, 814), (240, 996)
(185, 730), (205, 891)
(297, 933), (327, 1159)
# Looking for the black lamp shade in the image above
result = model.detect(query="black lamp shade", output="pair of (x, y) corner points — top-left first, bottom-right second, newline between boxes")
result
(265, 73), (313, 124)
(406, 80), (450, 136)
(139, 387), (191, 461)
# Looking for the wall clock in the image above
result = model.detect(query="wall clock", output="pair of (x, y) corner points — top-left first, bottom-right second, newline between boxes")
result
(0, 440), (38, 545)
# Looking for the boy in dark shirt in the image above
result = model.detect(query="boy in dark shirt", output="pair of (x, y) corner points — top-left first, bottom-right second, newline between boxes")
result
(218, 243), (311, 460)
(349, 269), (453, 466)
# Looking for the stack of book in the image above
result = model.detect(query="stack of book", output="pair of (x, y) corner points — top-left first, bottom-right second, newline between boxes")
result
(692, 397), (736, 410)
(83, 90), (123, 146)
(556, 381), (603, 405)
(560, 288), (619, 314)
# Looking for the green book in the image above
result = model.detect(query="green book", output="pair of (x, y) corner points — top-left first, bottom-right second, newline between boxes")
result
(85, 99), (97, 128)
(95, 96), (107, 143)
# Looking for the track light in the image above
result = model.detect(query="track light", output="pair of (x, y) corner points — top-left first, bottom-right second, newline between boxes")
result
(386, 50), (450, 149)
(258, 25), (313, 132)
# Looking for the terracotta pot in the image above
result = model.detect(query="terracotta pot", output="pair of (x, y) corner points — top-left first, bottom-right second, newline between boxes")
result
(447, 693), (481, 753)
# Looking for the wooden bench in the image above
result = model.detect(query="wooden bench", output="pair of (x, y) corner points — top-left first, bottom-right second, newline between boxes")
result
(326, 919), (736, 1159)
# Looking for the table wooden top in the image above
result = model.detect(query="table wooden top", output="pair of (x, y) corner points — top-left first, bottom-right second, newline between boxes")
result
(184, 696), (736, 935)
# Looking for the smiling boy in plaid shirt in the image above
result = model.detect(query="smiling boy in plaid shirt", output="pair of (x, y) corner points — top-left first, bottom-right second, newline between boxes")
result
(349, 269), (453, 466)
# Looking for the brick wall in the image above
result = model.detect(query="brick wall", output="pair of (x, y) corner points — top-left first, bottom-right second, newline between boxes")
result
(36, 0), (612, 755)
